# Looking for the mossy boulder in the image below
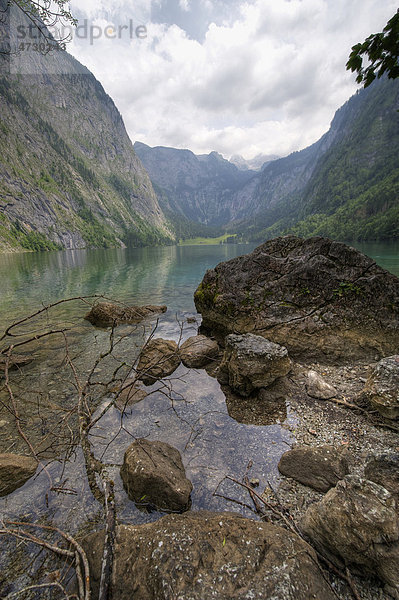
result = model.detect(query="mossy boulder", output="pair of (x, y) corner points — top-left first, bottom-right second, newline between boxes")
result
(195, 236), (399, 362)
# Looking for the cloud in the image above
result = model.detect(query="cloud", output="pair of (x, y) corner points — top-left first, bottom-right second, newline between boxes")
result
(179, 0), (190, 11)
(68, 0), (399, 159)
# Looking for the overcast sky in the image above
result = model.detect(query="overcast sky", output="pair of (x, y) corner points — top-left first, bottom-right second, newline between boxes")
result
(67, 0), (397, 160)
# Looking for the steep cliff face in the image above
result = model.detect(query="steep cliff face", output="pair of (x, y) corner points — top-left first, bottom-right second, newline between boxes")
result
(0, 4), (172, 251)
(134, 142), (256, 227)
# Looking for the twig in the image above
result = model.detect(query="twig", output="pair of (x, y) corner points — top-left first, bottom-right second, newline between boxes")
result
(98, 480), (116, 600)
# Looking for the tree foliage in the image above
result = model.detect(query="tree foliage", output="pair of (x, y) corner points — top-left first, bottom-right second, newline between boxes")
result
(0, 0), (77, 51)
(347, 10), (399, 87)
(9, 0), (77, 27)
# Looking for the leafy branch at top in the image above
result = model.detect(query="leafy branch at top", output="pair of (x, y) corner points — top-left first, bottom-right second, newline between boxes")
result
(347, 9), (399, 87)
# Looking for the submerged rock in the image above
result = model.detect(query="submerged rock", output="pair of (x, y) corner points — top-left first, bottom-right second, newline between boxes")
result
(301, 475), (399, 599)
(84, 511), (336, 600)
(179, 335), (219, 368)
(278, 445), (350, 493)
(120, 439), (192, 513)
(195, 236), (399, 362)
(0, 453), (37, 496)
(85, 302), (167, 327)
(306, 370), (337, 400)
(359, 356), (399, 419)
(225, 384), (288, 426)
(112, 378), (147, 409)
(217, 333), (291, 397)
(137, 338), (180, 385)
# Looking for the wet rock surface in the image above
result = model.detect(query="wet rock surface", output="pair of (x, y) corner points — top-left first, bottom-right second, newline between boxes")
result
(217, 333), (291, 396)
(137, 338), (180, 385)
(278, 445), (350, 492)
(120, 439), (192, 513)
(84, 511), (336, 600)
(359, 356), (399, 419)
(179, 335), (219, 368)
(195, 236), (399, 361)
(0, 453), (37, 496)
(84, 302), (167, 327)
(112, 379), (147, 410)
(301, 475), (399, 598)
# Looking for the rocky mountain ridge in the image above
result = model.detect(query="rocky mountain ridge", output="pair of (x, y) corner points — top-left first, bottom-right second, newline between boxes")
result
(136, 76), (399, 242)
(134, 142), (256, 228)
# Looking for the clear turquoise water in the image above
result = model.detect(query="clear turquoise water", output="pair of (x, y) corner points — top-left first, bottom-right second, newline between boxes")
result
(0, 242), (397, 325)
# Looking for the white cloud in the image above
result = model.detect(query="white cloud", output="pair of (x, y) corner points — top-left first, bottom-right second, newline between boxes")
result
(68, 0), (399, 159)
(179, 0), (191, 11)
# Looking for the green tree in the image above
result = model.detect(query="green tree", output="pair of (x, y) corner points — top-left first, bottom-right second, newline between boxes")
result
(347, 9), (399, 87)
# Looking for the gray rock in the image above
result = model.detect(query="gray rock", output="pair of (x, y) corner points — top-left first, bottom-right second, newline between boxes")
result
(195, 236), (399, 362)
(301, 475), (399, 599)
(0, 453), (37, 496)
(278, 445), (350, 492)
(179, 335), (219, 368)
(217, 333), (291, 397)
(365, 454), (399, 508)
(306, 370), (337, 400)
(85, 302), (167, 328)
(359, 356), (399, 419)
(137, 338), (180, 385)
(120, 439), (192, 513)
(84, 511), (336, 600)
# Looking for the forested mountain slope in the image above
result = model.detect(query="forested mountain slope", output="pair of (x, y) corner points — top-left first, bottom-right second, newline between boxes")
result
(242, 76), (399, 242)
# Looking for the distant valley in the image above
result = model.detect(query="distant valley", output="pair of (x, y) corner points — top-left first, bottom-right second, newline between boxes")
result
(0, 2), (398, 252)
(137, 76), (399, 243)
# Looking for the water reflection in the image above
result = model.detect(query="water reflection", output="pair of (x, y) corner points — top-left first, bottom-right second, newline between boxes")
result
(0, 244), (258, 329)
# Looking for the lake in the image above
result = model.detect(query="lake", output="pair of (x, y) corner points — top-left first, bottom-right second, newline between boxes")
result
(0, 240), (398, 592)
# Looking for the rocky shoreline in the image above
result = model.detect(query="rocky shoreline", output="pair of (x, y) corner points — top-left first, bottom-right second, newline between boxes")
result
(1, 235), (398, 599)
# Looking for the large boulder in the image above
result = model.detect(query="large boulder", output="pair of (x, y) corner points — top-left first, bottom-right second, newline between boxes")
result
(0, 453), (37, 496)
(365, 454), (399, 508)
(137, 338), (180, 385)
(179, 335), (219, 368)
(301, 475), (399, 599)
(278, 445), (350, 493)
(84, 511), (336, 600)
(358, 356), (399, 419)
(120, 439), (192, 513)
(194, 236), (399, 361)
(217, 333), (291, 397)
(85, 302), (167, 327)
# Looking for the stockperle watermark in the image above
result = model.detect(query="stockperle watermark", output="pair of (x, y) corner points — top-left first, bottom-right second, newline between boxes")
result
(16, 19), (148, 49)
(7, 1), (151, 75)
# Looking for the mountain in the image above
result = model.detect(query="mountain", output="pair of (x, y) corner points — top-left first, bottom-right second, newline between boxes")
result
(136, 76), (399, 243)
(237, 76), (399, 242)
(0, 3), (173, 252)
(133, 142), (256, 229)
(229, 153), (279, 171)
